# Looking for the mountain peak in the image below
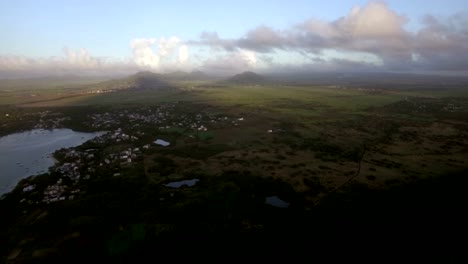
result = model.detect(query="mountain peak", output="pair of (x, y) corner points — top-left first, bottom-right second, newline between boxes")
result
(228, 71), (264, 84)
(134, 71), (161, 77)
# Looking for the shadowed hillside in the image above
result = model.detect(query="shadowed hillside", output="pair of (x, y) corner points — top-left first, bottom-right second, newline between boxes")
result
(227, 71), (265, 84)
(161, 70), (211, 81)
(96, 71), (177, 92)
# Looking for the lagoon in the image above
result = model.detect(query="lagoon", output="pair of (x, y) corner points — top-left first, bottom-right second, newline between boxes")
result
(0, 129), (105, 195)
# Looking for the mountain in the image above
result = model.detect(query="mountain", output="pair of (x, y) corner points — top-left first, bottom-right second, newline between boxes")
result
(128, 71), (172, 89)
(95, 71), (176, 91)
(162, 70), (210, 81)
(189, 70), (210, 80)
(227, 71), (265, 84)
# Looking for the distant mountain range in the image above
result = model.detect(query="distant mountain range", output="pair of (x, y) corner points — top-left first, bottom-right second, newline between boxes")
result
(98, 71), (267, 92)
(162, 70), (209, 81)
(4, 70), (467, 93)
(93, 70), (213, 92)
(89, 71), (169, 92)
(226, 71), (265, 84)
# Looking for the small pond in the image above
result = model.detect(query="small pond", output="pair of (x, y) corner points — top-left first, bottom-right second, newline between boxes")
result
(164, 179), (199, 188)
(265, 196), (289, 208)
(154, 139), (170, 146)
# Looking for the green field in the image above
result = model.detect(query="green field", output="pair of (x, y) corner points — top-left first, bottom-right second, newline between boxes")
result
(1, 77), (467, 260)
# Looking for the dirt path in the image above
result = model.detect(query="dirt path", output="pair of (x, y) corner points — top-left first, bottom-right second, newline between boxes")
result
(313, 146), (367, 206)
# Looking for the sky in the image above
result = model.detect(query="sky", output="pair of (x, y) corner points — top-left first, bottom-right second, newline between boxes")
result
(1, 0), (467, 77)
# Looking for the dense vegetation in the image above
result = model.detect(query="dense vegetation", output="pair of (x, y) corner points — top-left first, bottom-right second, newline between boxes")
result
(1, 73), (467, 261)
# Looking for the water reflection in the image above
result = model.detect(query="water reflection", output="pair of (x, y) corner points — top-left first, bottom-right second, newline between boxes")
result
(164, 179), (199, 188)
(0, 129), (105, 195)
(265, 196), (289, 208)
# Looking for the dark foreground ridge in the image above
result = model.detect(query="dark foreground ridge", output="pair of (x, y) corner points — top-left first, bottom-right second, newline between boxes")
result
(1, 169), (466, 261)
(227, 71), (265, 84)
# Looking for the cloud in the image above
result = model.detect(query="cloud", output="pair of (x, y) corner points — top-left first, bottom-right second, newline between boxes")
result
(269, 59), (384, 74)
(334, 2), (407, 39)
(199, 49), (257, 75)
(191, 2), (409, 53)
(238, 26), (286, 52)
(130, 37), (179, 69)
(1, 1), (467, 77)
(190, 1), (413, 68)
(191, 1), (468, 72)
(157, 36), (180, 57)
(130, 37), (192, 72)
(178, 45), (189, 64)
(62, 47), (102, 68)
(239, 49), (257, 66)
(0, 38), (193, 78)
(131, 38), (160, 68)
(413, 13), (468, 70)
(0, 48), (137, 78)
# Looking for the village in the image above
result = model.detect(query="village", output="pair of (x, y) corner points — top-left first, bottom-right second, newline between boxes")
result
(14, 102), (249, 206)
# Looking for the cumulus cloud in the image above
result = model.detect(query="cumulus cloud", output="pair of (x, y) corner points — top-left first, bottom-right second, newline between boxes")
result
(130, 37), (193, 72)
(62, 47), (102, 68)
(191, 2), (409, 53)
(239, 49), (257, 66)
(334, 2), (407, 39)
(195, 31), (237, 51)
(178, 45), (189, 64)
(200, 49), (257, 75)
(0, 48), (137, 78)
(191, 1), (468, 72)
(0, 37), (193, 78)
(238, 26), (287, 52)
(157, 37), (180, 57)
(413, 13), (468, 70)
(131, 38), (160, 68)
(186, 1), (412, 71)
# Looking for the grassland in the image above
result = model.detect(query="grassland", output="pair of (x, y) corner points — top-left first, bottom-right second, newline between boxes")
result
(2, 79), (467, 203)
(1, 76), (467, 260)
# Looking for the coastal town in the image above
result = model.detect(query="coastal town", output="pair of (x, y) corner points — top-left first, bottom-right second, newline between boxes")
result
(5, 102), (252, 207)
